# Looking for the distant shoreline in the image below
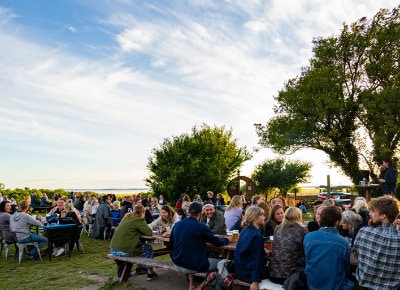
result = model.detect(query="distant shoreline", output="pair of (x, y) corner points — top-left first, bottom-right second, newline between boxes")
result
(65, 188), (150, 194)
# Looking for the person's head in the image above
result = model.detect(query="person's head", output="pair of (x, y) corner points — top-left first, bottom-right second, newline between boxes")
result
(160, 205), (176, 222)
(182, 194), (191, 202)
(159, 194), (164, 200)
(102, 195), (111, 204)
(315, 205), (327, 224)
(341, 210), (363, 232)
(19, 200), (30, 212)
(125, 205), (145, 218)
(56, 198), (66, 210)
(194, 194), (201, 200)
(112, 200), (121, 211)
(275, 196), (286, 207)
(319, 206), (342, 228)
(268, 205), (284, 224)
(207, 191), (214, 198)
(352, 199), (368, 213)
(382, 157), (393, 168)
(142, 198), (149, 207)
(0, 200), (11, 213)
(126, 196), (133, 204)
(278, 206), (303, 233)
(217, 193), (223, 199)
(133, 196), (142, 205)
(242, 206), (265, 228)
(257, 201), (270, 218)
(368, 196), (399, 226)
(188, 202), (203, 219)
(227, 195), (243, 209)
(322, 198), (335, 207)
(202, 203), (215, 219)
(151, 197), (158, 206)
(65, 201), (77, 213)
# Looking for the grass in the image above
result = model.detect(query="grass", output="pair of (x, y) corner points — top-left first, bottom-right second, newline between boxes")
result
(0, 230), (151, 290)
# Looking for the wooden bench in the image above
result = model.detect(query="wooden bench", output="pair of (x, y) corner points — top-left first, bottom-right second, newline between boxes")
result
(107, 254), (252, 288)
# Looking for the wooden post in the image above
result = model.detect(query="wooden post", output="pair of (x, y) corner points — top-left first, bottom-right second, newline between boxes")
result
(327, 175), (331, 199)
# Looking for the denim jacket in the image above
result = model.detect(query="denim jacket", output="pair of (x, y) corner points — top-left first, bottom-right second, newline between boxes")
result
(304, 227), (353, 290)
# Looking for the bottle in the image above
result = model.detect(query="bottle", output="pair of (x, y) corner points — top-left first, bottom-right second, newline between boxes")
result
(362, 177), (367, 186)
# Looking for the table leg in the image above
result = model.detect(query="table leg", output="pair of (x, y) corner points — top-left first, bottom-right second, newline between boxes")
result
(365, 189), (371, 202)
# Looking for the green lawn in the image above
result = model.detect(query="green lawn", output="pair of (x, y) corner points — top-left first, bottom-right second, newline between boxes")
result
(0, 231), (146, 290)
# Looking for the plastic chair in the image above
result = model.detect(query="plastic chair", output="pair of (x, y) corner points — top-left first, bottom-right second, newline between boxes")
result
(103, 217), (117, 240)
(12, 231), (42, 263)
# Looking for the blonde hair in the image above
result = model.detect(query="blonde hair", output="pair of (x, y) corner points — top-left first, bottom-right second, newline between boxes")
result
(242, 206), (264, 227)
(257, 201), (270, 218)
(65, 201), (82, 222)
(112, 200), (121, 211)
(352, 199), (367, 213)
(125, 205), (145, 218)
(226, 195), (242, 211)
(278, 207), (303, 233)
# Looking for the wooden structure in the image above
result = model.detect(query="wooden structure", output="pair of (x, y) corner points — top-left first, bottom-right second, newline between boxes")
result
(227, 175), (256, 201)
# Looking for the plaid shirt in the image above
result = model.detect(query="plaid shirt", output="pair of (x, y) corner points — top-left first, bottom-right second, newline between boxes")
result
(352, 223), (400, 290)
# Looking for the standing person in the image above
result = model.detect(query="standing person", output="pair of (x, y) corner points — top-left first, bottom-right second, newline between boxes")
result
(378, 158), (398, 195)
(120, 195), (133, 218)
(204, 190), (216, 205)
(92, 195), (112, 239)
(110, 205), (158, 280)
(234, 206), (268, 290)
(10, 200), (48, 260)
(224, 195), (244, 230)
(352, 196), (400, 290)
(307, 205), (327, 232)
(200, 203), (227, 235)
(304, 206), (353, 290)
(170, 202), (232, 290)
(158, 194), (167, 206)
(215, 193), (225, 210)
(269, 207), (308, 285)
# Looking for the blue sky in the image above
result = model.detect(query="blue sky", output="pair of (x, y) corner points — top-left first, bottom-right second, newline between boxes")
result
(0, 0), (395, 189)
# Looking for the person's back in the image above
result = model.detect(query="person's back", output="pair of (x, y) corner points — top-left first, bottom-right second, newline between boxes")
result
(304, 206), (353, 290)
(352, 196), (400, 290)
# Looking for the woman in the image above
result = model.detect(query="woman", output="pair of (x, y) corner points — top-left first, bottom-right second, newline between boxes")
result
(111, 200), (122, 226)
(61, 201), (83, 252)
(234, 206), (268, 290)
(264, 205), (284, 237)
(110, 205), (157, 280)
(181, 194), (192, 216)
(0, 200), (14, 242)
(148, 205), (179, 231)
(352, 197), (370, 227)
(149, 197), (161, 219)
(224, 195), (243, 230)
(307, 205), (326, 232)
(269, 207), (308, 284)
(339, 210), (363, 247)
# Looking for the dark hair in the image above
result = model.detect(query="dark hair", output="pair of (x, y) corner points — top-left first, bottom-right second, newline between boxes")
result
(383, 158), (393, 166)
(142, 198), (149, 207)
(319, 206), (342, 227)
(0, 200), (11, 212)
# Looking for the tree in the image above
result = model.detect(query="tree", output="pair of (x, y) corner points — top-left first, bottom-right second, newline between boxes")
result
(251, 158), (312, 198)
(255, 6), (400, 186)
(146, 124), (251, 202)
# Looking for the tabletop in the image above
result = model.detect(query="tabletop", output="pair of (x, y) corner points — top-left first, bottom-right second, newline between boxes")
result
(43, 223), (76, 230)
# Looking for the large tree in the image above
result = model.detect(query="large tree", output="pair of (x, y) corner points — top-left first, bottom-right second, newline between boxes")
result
(255, 6), (400, 185)
(251, 158), (312, 198)
(146, 124), (251, 202)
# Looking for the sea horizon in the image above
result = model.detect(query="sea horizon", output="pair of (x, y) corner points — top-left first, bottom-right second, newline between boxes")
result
(65, 188), (150, 194)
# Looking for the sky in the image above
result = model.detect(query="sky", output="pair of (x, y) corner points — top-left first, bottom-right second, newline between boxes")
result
(0, 0), (396, 190)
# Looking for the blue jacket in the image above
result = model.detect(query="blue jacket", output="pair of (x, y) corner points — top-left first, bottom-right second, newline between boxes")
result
(304, 227), (353, 290)
(171, 216), (229, 272)
(234, 225), (266, 283)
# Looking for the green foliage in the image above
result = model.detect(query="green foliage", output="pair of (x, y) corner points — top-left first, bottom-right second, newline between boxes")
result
(255, 6), (400, 189)
(146, 124), (251, 202)
(251, 158), (312, 198)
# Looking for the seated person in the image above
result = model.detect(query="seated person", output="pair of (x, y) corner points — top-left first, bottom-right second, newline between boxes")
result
(171, 202), (232, 290)
(49, 198), (66, 215)
(200, 203), (227, 235)
(110, 205), (157, 280)
(307, 205), (327, 232)
(148, 205), (179, 232)
(263, 205), (284, 237)
(111, 200), (122, 226)
(40, 193), (52, 207)
(60, 201), (83, 251)
(10, 200), (48, 260)
(30, 193), (41, 209)
(0, 200), (14, 242)
(234, 206), (269, 289)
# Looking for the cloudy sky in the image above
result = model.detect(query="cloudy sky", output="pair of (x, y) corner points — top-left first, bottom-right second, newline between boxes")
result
(0, 0), (395, 190)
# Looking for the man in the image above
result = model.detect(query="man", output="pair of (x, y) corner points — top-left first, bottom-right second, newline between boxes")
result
(200, 203), (227, 235)
(378, 158), (398, 195)
(304, 206), (353, 290)
(10, 200), (48, 260)
(91, 195), (112, 239)
(158, 194), (167, 206)
(120, 195), (133, 218)
(204, 191), (216, 205)
(171, 202), (233, 290)
(352, 196), (400, 289)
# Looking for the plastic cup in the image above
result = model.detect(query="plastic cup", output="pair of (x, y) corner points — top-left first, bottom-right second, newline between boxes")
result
(233, 230), (239, 242)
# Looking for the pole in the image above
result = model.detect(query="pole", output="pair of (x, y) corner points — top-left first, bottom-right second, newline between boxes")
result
(327, 175), (331, 199)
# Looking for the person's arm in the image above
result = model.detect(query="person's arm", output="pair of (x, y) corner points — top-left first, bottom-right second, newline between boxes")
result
(138, 219), (153, 236)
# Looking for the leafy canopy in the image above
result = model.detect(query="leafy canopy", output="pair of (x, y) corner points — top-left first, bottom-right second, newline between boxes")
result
(146, 124), (251, 202)
(251, 158), (311, 198)
(255, 6), (400, 186)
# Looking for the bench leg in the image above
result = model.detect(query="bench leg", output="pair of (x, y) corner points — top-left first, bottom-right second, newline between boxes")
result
(115, 261), (133, 282)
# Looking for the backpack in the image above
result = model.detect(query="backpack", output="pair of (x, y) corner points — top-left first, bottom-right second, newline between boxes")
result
(205, 259), (236, 290)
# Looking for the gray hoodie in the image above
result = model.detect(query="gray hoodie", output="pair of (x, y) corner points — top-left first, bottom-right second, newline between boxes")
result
(9, 211), (41, 241)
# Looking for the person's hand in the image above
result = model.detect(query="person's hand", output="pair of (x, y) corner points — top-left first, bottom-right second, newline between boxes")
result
(378, 178), (385, 183)
(250, 281), (259, 290)
(227, 235), (234, 243)
(393, 219), (400, 229)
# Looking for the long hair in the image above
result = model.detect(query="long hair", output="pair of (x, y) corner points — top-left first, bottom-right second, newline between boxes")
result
(277, 207), (303, 233)
(242, 206), (264, 228)
(342, 210), (363, 236)
(226, 195), (242, 211)
(65, 201), (82, 222)
(267, 205), (283, 229)
(161, 205), (176, 224)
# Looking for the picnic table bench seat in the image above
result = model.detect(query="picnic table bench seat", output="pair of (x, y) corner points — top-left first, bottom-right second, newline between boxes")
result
(107, 254), (253, 288)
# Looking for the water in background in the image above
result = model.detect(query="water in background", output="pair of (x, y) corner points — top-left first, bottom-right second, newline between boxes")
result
(66, 188), (150, 194)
